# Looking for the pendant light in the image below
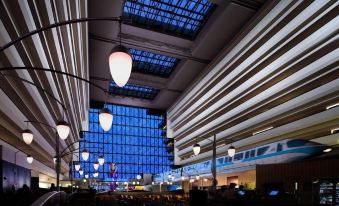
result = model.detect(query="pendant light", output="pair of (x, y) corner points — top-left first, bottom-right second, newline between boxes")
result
(108, 19), (132, 87)
(99, 108), (113, 132)
(27, 155), (33, 164)
(56, 120), (70, 140)
(93, 162), (99, 171)
(22, 122), (33, 145)
(74, 163), (81, 171)
(98, 155), (105, 165)
(81, 149), (89, 161)
(79, 169), (83, 175)
(193, 143), (200, 155)
(93, 172), (99, 178)
(84, 174), (89, 179)
(22, 129), (33, 145)
(53, 156), (57, 164)
(228, 145), (236, 157)
(196, 175), (200, 180)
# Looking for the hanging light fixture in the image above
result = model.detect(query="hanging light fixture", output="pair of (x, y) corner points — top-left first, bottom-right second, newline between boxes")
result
(181, 176), (185, 181)
(93, 172), (99, 178)
(79, 169), (83, 175)
(22, 129), (33, 145)
(74, 163), (81, 171)
(26, 155), (33, 164)
(108, 19), (132, 87)
(99, 108), (113, 131)
(228, 145), (236, 157)
(196, 175), (200, 180)
(53, 156), (57, 164)
(93, 162), (99, 170)
(84, 174), (89, 179)
(98, 155), (105, 165)
(193, 143), (201, 155)
(81, 149), (89, 161)
(56, 120), (70, 140)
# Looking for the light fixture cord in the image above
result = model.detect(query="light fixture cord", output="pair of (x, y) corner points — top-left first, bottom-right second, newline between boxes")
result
(119, 17), (122, 46)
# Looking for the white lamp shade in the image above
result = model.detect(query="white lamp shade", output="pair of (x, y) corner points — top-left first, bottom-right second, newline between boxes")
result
(193, 143), (200, 155)
(56, 121), (70, 140)
(22, 129), (33, 145)
(108, 45), (133, 87)
(82, 149), (89, 161)
(93, 172), (98, 177)
(99, 108), (113, 131)
(196, 175), (200, 180)
(84, 174), (89, 179)
(79, 169), (83, 175)
(27, 155), (33, 164)
(93, 162), (99, 170)
(98, 156), (105, 165)
(228, 146), (236, 157)
(75, 164), (81, 171)
(53, 156), (57, 164)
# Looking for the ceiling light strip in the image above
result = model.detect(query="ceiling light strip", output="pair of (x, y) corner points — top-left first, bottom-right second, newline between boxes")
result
(252, 127), (274, 136)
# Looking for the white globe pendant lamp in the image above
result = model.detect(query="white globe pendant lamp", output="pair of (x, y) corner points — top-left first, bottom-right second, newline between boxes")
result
(93, 172), (99, 178)
(74, 163), (81, 171)
(79, 169), (83, 176)
(84, 174), (89, 179)
(82, 149), (89, 161)
(193, 143), (201, 155)
(22, 129), (33, 145)
(56, 120), (70, 140)
(109, 45), (132, 87)
(228, 145), (236, 157)
(53, 156), (57, 164)
(99, 108), (113, 131)
(27, 155), (33, 164)
(98, 155), (105, 165)
(93, 162), (99, 171)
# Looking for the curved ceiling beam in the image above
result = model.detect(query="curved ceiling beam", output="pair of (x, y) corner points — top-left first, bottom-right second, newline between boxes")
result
(0, 67), (108, 93)
(0, 17), (123, 53)
(0, 73), (66, 110)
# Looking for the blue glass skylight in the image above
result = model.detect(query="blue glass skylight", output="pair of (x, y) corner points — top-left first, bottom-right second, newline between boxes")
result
(110, 82), (159, 100)
(123, 0), (216, 39)
(130, 48), (179, 77)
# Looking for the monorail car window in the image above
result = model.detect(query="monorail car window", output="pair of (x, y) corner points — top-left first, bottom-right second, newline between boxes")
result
(227, 156), (232, 162)
(234, 153), (244, 161)
(245, 151), (250, 159)
(217, 157), (224, 165)
(250, 150), (255, 157)
(257, 146), (269, 156)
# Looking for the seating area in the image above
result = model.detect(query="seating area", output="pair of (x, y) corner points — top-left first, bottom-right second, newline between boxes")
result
(96, 192), (187, 206)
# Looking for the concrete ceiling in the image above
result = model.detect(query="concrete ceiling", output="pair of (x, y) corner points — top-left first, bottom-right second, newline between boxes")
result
(167, 0), (339, 165)
(88, 0), (267, 110)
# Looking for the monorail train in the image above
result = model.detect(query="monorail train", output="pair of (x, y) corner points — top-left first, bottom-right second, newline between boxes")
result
(154, 139), (330, 181)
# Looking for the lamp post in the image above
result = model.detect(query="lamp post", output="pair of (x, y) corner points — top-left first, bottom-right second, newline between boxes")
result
(192, 134), (234, 192)
(24, 120), (62, 190)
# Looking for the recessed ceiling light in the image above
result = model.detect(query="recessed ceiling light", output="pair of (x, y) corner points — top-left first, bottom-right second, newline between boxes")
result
(323, 148), (332, 153)
(252, 127), (274, 136)
(326, 103), (339, 110)
(331, 128), (339, 134)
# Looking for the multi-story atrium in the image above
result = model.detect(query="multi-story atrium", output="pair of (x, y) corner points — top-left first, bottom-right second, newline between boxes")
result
(0, 0), (338, 206)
